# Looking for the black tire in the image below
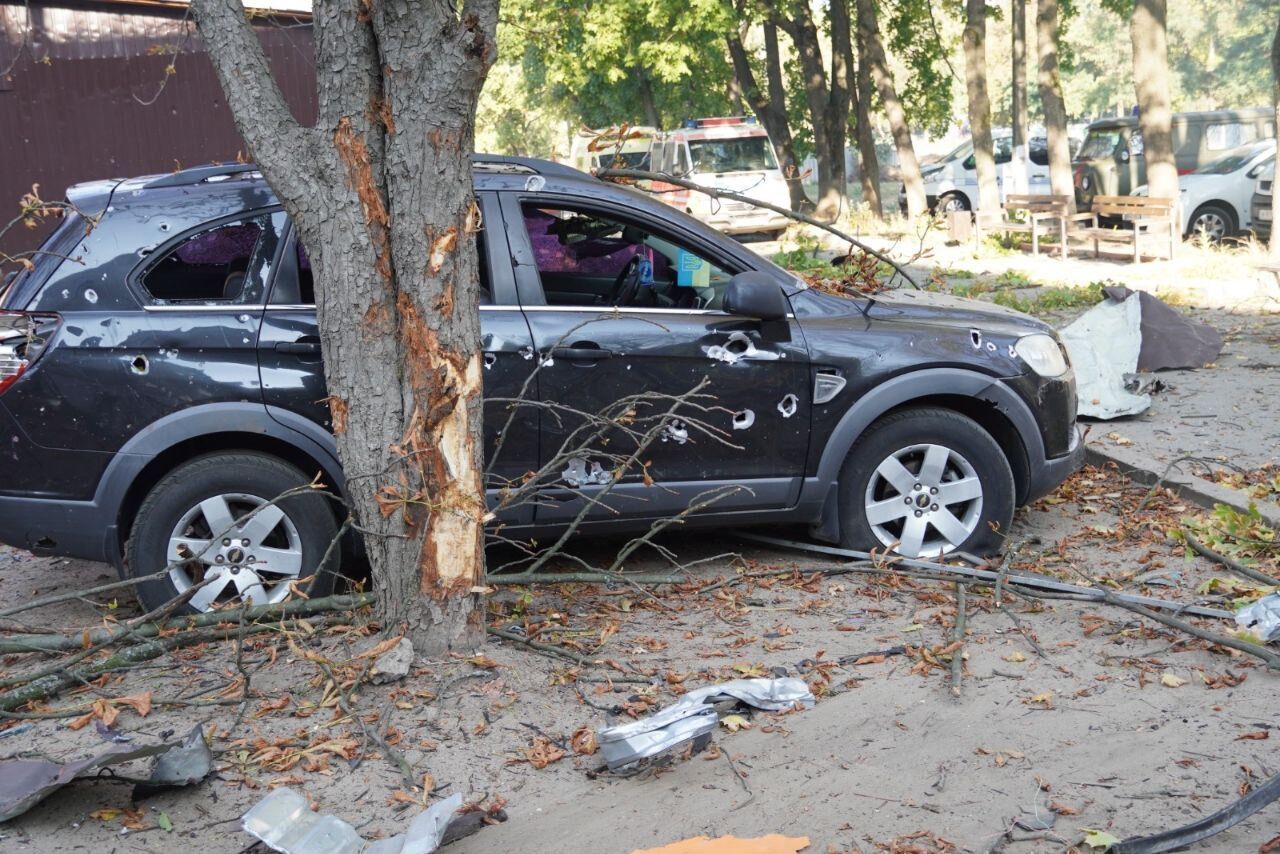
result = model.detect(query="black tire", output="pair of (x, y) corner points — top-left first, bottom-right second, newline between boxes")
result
(838, 408), (1015, 558)
(123, 452), (340, 614)
(1186, 203), (1235, 243)
(936, 192), (971, 214)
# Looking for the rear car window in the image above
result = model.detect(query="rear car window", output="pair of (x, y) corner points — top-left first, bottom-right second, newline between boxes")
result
(137, 213), (283, 305)
(1, 212), (88, 310)
(1205, 122), (1260, 152)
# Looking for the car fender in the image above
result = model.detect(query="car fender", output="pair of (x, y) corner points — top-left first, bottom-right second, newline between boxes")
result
(814, 367), (1045, 486)
(95, 402), (345, 521)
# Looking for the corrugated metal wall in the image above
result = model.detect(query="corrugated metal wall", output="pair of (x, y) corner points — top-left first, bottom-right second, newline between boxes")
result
(0, 1), (317, 264)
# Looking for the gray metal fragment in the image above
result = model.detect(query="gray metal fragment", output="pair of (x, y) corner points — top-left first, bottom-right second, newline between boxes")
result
(597, 677), (814, 771)
(242, 787), (463, 854)
(135, 724), (213, 797)
(0, 741), (175, 823)
(1236, 593), (1280, 644)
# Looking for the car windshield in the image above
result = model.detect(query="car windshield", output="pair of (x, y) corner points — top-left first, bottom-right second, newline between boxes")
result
(1195, 143), (1274, 175)
(1077, 129), (1123, 160)
(688, 137), (778, 173)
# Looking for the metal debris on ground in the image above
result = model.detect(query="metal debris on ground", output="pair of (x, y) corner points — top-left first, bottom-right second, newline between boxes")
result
(133, 724), (214, 799)
(1059, 286), (1222, 420)
(1235, 593), (1280, 644)
(242, 786), (465, 854)
(0, 741), (177, 822)
(598, 678), (814, 772)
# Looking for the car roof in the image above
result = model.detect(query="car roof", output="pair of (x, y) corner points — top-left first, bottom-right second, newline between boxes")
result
(1086, 107), (1275, 131)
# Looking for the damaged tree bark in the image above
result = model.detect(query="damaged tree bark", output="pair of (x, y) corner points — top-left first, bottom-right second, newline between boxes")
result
(190, 0), (498, 655)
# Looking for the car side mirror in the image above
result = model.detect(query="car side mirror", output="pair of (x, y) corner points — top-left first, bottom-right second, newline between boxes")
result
(724, 272), (789, 321)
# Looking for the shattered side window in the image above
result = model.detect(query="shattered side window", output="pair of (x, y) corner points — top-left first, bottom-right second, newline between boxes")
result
(138, 213), (282, 305)
(520, 204), (733, 310)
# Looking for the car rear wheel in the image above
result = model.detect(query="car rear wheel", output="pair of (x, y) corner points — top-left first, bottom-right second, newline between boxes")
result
(1187, 204), (1234, 243)
(937, 193), (970, 214)
(124, 452), (340, 613)
(838, 408), (1014, 558)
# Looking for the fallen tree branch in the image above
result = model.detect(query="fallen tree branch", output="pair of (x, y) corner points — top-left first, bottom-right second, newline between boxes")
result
(0, 593), (375, 655)
(950, 582), (967, 699)
(735, 532), (1233, 620)
(596, 167), (918, 289)
(1184, 531), (1280, 587)
(486, 626), (596, 668)
(0, 624), (281, 712)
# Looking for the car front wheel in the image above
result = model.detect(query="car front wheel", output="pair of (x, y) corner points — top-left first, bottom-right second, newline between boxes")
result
(124, 452), (340, 613)
(1187, 204), (1234, 243)
(839, 408), (1014, 558)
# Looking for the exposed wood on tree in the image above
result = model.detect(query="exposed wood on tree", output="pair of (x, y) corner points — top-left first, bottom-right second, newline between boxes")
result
(725, 16), (811, 211)
(190, 0), (498, 656)
(1036, 0), (1076, 213)
(963, 0), (1000, 213)
(1131, 0), (1178, 200)
(856, 0), (926, 218)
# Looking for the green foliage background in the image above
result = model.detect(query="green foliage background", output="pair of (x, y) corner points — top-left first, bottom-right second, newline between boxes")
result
(477, 0), (1276, 159)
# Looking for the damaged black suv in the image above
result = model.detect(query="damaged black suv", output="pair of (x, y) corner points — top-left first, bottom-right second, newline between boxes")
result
(0, 157), (1082, 612)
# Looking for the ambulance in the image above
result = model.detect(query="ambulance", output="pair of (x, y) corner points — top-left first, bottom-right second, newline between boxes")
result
(648, 117), (792, 238)
(567, 125), (658, 173)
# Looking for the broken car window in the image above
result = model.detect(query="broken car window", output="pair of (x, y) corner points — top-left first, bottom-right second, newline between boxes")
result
(139, 214), (282, 305)
(520, 204), (733, 310)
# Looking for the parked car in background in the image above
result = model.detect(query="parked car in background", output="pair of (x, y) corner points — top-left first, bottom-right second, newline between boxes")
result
(0, 158), (1082, 613)
(1135, 140), (1275, 241)
(1251, 161), (1274, 241)
(898, 133), (1053, 214)
(648, 117), (792, 238)
(568, 125), (658, 173)
(1073, 108), (1276, 209)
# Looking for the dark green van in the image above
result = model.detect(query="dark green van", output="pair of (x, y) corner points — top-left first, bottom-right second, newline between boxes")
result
(1073, 108), (1276, 209)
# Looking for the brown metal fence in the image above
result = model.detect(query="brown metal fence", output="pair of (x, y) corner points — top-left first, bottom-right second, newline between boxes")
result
(0, 1), (317, 265)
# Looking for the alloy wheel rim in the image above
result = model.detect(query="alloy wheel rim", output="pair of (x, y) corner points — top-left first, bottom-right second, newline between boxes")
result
(1193, 212), (1226, 242)
(167, 493), (304, 611)
(940, 197), (966, 213)
(863, 443), (984, 558)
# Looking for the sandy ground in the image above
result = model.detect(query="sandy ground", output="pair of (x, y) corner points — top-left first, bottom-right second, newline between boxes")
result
(1, 460), (1277, 853)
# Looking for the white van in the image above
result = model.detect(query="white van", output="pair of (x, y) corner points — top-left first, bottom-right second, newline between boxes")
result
(568, 126), (658, 173)
(648, 117), (792, 238)
(900, 133), (1052, 214)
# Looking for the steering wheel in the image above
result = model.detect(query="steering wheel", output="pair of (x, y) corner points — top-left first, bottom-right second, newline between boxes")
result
(610, 255), (644, 307)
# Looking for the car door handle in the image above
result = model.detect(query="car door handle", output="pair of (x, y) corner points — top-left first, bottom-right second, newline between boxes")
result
(550, 346), (611, 362)
(275, 340), (321, 354)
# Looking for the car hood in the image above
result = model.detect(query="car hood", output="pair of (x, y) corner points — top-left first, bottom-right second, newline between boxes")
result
(865, 288), (1053, 336)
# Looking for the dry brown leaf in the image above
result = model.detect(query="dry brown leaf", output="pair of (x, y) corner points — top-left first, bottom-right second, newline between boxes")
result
(570, 725), (598, 756)
(1236, 731), (1270, 741)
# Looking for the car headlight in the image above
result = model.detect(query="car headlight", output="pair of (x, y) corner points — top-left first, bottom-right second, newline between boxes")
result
(1014, 334), (1069, 377)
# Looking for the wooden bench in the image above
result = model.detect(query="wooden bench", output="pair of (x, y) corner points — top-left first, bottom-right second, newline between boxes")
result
(1068, 195), (1178, 264)
(977, 194), (1072, 259)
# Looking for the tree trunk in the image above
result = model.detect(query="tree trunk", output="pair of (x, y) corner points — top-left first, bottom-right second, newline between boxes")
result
(776, 2), (845, 219)
(1036, 0), (1075, 213)
(1010, 0), (1029, 195)
(191, 0), (496, 656)
(726, 23), (811, 211)
(852, 27), (882, 218)
(635, 68), (662, 128)
(856, 0), (924, 218)
(1272, 14), (1280, 255)
(964, 0), (1000, 213)
(829, 0), (854, 212)
(1131, 0), (1178, 199)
